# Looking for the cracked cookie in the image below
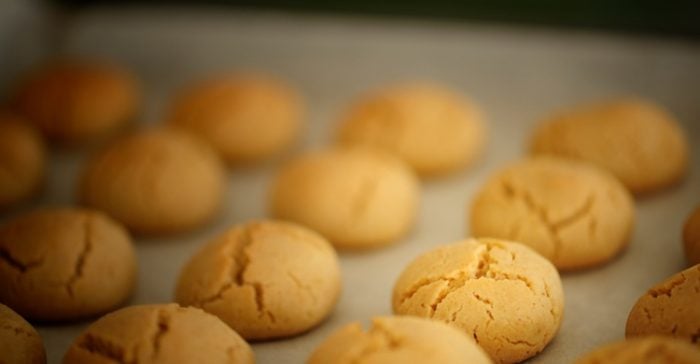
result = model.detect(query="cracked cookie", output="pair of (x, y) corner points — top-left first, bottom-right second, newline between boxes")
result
(0, 208), (136, 321)
(0, 303), (46, 364)
(335, 83), (486, 177)
(167, 73), (304, 165)
(575, 336), (700, 364)
(683, 206), (700, 265)
(79, 128), (225, 235)
(308, 315), (493, 364)
(529, 98), (689, 194)
(0, 115), (45, 210)
(62, 303), (254, 364)
(175, 220), (341, 340)
(392, 238), (564, 364)
(626, 264), (700, 343)
(469, 156), (634, 270)
(268, 146), (419, 249)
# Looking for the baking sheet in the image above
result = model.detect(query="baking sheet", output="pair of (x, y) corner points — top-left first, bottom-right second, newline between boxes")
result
(3, 5), (700, 363)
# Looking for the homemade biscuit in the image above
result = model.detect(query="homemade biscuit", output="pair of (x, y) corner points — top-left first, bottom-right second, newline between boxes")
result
(269, 146), (419, 249)
(470, 156), (635, 270)
(336, 83), (486, 177)
(575, 336), (700, 364)
(308, 316), (493, 364)
(392, 238), (564, 364)
(0, 208), (136, 321)
(176, 220), (341, 340)
(529, 98), (689, 194)
(0, 115), (45, 209)
(63, 304), (254, 364)
(0, 303), (46, 364)
(683, 206), (700, 265)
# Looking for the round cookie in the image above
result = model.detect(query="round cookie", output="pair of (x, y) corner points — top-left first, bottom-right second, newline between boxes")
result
(575, 336), (700, 364)
(167, 73), (304, 165)
(79, 128), (225, 235)
(336, 83), (486, 177)
(626, 264), (700, 342)
(0, 114), (45, 209)
(0, 303), (46, 364)
(63, 303), (254, 364)
(175, 220), (341, 340)
(529, 98), (689, 194)
(683, 206), (700, 265)
(308, 315), (492, 364)
(0, 208), (136, 321)
(392, 238), (564, 364)
(11, 60), (140, 144)
(268, 146), (419, 249)
(469, 156), (635, 270)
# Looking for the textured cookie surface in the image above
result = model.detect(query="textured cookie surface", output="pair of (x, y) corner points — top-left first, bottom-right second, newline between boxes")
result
(63, 304), (254, 364)
(176, 220), (341, 340)
(0, 115), (45, 209)
(0, 208), (136, 321)
(392, 238), (564, 364)
(470, 156), (634, 270)
(336, 83), (486, 177)
(529, 98), (688, 194)
(575, 336), (700, 364)
(308, 316), (492, 364)
(0, 303), (46, 364)
(683, 206), (700, 266)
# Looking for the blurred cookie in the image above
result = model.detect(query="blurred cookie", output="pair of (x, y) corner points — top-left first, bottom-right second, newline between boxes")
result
(575, 336), (700, 364)
(0, 114), (45, 209)
(683, 206), (700, 265)
(0, 304), (46, 364)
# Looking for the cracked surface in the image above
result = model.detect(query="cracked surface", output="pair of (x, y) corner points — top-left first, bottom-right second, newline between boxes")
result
(175, 220), (341, 340)
(470, 156), (634, 270)
(0, 303), (46, 364)
(575, 336), (700, 364)
(0, 116), (45, 210)
(393, 238), (564, 364)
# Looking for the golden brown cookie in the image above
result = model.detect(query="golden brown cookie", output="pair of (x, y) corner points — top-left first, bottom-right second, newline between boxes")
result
(469, 156), (634, 270)
(269, 146), (419, 249)
(0, 114), (45, 210)
(575, 336), (700, 364)
(167, 73), (304, 165)
(0, 303), (46, 364)
(79, 128), (225, 235)
(392, 238), (564, 364)
(0, 208), (136, 321)
(683, 206), (700, 266)
(336, 83), (486, 177)
(308, 316), (493, 364)
(529, 98), (689, 194)
(62, 303), (254, 364)
(626, 264), (700, 343)
(175, 220), (341, 340)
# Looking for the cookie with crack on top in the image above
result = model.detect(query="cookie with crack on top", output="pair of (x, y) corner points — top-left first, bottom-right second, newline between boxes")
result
(469, 156), (634, 270)
(626, 264), (700, 343)
(392, 238), (564, 364)
(63, 304), (254, 364)
(575, 336), (700, 364)
(683, 206), (700, 266)
(0, 304), (46, 364)
(308, 316), (493, 364)
(175, 220), (341, 340)
(0, 208), (136, 321)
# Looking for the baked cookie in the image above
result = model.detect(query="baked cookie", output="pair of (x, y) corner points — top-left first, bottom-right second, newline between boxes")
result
(529, 98), (689, 194)
(0, 303), (46, 364)
(168, 73), (304, 165)
(336, 83), (486, 177)
(683, 206), (700, 265)
(79, 128), (225, 235)
(62, 304), (254, 364)
(392, 238), (564, 364)
(575, 336), (700, 364)
(11, 60), (140, 144)
(269, 146), (419, 249)
(0, 208), (136, 321)
(0, 114), (45, 210)
(626, 264), (700, 342)
(176, 220), (341, 340)
(469, 156), (634, 270)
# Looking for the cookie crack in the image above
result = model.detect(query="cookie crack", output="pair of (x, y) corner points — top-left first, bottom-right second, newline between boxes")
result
(287, 271), (318, 305)
(150, 309), (170, 359)
(348, 321), (405, 364)
(649, 274), (687, 298)
(0, 247), (43, 273)
(66, 215), (93, 297)
(472, 293), (495, 321)
(503, 337), (537, 348)
(0, 324), (35, 337)
(77, 333), (131, 364)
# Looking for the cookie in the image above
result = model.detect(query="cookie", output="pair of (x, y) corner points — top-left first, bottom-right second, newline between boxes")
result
(683, 206), (700, 265)
(0, 208), (136, 321)
(79, 128), (225, 235)
(269, 146), (419, 249)
(0, 114), (45, 210)
(175, 220), (341, 340)
(336, 83), (486, 177)
(392, 238), (564, 364)
(575, 336), (700, 364)
(308, 315), (492, 364)
(469, 156), (634, 270)
(11, 60), (140, 144)
(626, 264), (700, 343)
(167, 73), (304, 165)
(529, 98), (689, 194)
(62, 303), (254, 364)
(0, 303), (46, 364)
